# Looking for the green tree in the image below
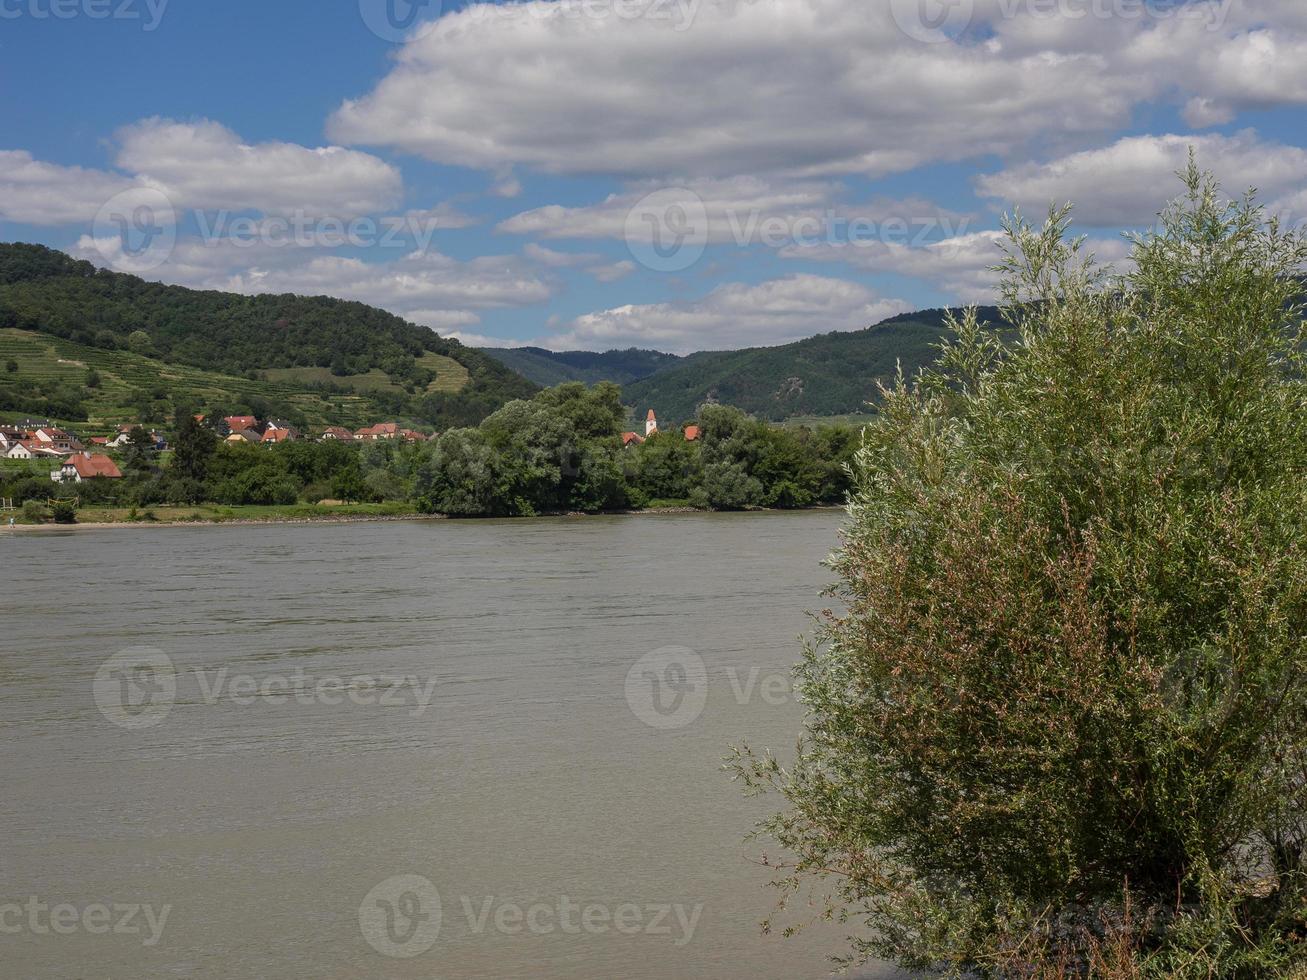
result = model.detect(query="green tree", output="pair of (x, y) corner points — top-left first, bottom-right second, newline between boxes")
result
(732, 168), (1307, 976)
(126, 329), (154, 357)
(122, 426), (157, 475)
(170, 410), (217, 487)
(4, 358), (16, 373)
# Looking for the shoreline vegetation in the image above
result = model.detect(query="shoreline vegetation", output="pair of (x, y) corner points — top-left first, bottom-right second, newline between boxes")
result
(2, 501), (841, 531)
(3, 382), (867, 527)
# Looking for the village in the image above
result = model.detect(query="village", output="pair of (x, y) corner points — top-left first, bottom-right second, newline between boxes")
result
(0, 409), (699, 485)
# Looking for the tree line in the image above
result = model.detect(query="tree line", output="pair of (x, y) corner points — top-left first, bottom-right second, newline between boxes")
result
(1, 383), (861, 516)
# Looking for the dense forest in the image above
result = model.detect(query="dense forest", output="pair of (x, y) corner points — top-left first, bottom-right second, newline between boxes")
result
(481, 346), (684, 387)
(621, 308), (1007, 421)
(0, 243), (537, 428)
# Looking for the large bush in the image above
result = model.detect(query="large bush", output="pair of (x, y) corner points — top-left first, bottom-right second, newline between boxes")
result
(733, 168), (1307, 977)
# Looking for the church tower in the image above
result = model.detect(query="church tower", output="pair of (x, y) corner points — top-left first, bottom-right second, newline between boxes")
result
(645, 409), (658, 437)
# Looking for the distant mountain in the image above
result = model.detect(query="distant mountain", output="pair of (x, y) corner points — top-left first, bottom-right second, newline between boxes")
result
(0, 243), (537, 428)
(480, 346), (683, 387)
(623, 308), (1006, 422)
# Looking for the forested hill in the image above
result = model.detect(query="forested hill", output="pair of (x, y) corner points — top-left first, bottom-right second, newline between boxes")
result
(620, 307), (1006, 422)
(0, 242), (537, 427)
(480, 346), (683, 387)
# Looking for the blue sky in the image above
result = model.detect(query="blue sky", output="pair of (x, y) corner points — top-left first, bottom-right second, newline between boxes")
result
(2, 0), (1305, 352)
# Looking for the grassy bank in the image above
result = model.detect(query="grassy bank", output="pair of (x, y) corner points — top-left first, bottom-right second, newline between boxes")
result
(5, 501), (420, 528)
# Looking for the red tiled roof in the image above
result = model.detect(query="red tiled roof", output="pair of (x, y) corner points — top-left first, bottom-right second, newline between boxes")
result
(683, 425), (701, 441)
(224, 415), (258, 430)
(646, 409), (656, 420)
(62, 453), (122, 479)
(622, 432), (644, 446)
(261, 428), (295, 442)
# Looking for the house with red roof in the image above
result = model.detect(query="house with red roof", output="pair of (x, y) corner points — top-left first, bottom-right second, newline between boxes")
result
(355, 422), (400, 440)
(683, 425), (701, 442)
(261, 427), (298, 444)
(622, 432), (645, 448)
(319, 427), (354, 442)
(53, 452), (123, 483)
(34, 427), (81, 452)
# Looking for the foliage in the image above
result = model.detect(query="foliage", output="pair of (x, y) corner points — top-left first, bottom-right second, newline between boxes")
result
(482, 346), (683, 387)
(730, 168), (1307, 977)
(49, 498), (76, 523)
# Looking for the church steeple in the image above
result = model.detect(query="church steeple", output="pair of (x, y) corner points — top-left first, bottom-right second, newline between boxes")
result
(645, 409), (658, 437)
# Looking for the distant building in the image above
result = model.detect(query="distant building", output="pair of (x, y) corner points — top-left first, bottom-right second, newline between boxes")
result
(34, 427), (81, 452)
(622, 432), (645, 448)
(224, 415), (258, 434)
(683, 425), (701, 442)
(261, 427), (298, 444)
(645, 409), (658, 437)
(53, 452), (123, 483)
(319, 427), (354, 442)
(355, 422), (400, 441)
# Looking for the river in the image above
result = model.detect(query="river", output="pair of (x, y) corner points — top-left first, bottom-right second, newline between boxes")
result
(0, 510), (897, 979)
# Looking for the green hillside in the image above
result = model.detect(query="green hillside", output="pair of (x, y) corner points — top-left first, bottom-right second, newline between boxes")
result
(0, 242), (537, 428)
(624, 308), (1006, 422)
(0, 328), (416, 430)
(480, 346), (683, 387)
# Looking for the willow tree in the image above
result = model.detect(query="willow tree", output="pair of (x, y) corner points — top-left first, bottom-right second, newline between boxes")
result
(732, 165), (1307, 977)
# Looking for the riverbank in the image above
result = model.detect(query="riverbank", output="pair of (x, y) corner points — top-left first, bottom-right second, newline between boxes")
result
(2, 501), (838, 531)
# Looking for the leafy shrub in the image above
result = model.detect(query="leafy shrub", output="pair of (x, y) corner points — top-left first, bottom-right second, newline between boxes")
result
(732, 167), (1307, 977)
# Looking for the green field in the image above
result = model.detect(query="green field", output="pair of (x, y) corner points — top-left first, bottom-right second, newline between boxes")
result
(263, 351), (469, 396)
(0, 328), (472, 431)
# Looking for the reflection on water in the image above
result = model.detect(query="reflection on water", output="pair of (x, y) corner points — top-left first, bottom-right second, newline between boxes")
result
(0, 511), (896, 979)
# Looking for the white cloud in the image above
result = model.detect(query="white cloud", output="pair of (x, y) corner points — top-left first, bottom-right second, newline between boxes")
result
(783, 231), (1133, 302)
(69, 236), (556, 330)
(115, 117), (402, 217)
(542, 274), (911, 353)
(329, 0), (1307, 181)
(0, 150), (137, 225)
(500, 177), (841, 243)
(975, 131), (1307, 227)
(523, 242), (602, 266)
(587, 259), (636, 282)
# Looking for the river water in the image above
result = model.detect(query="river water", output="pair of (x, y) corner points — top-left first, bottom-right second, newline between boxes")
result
(0, 511), (897, 979)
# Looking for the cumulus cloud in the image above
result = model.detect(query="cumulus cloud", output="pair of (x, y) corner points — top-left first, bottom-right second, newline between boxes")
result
(0, 150), (138, 225)
(783, 231), (1133, 302)
(329, 0), (1307, 181)
(70, 235), (555, 331)
(115, 117), (402, 217)
(541, 274), (911, 353)
(975, 131), (1307, 227)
